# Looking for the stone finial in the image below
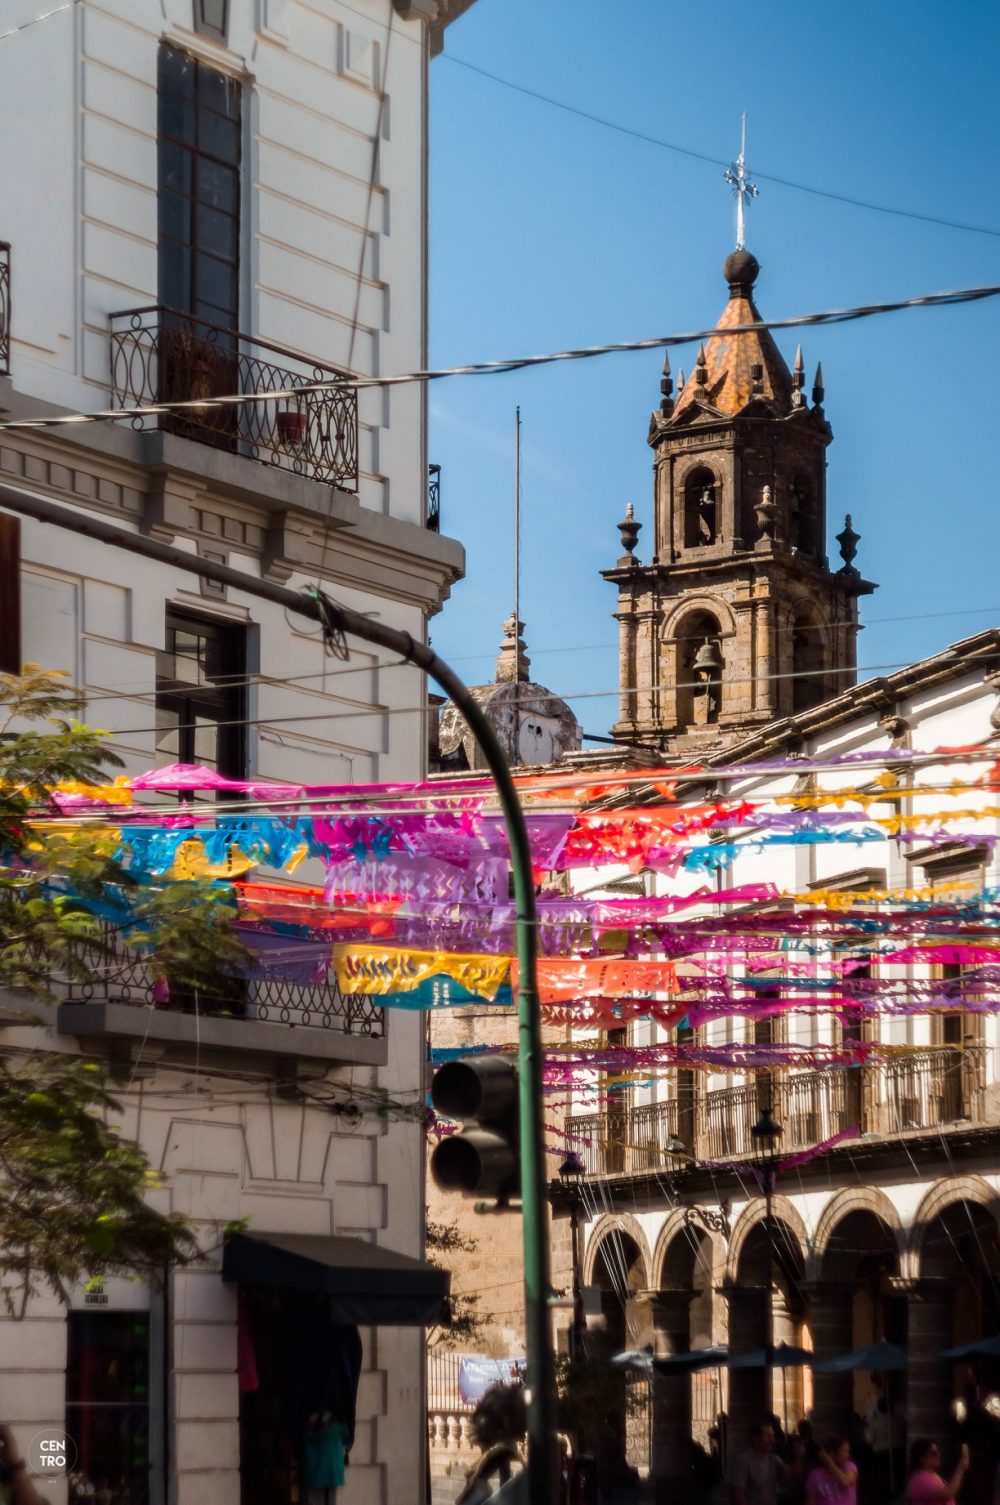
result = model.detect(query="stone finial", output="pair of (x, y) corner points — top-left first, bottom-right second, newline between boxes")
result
(754, 483), (777, 539)
(836, 513), (860, 574)
(495, 613), (530, 684)
(791, 345), (806, 409)
(812, 362), (825, 409)
(617, 501), (642, 561)
(985, 667), (1000, 738)
(695, 345), (708, 387)
(660, 354), (674, 417)
(879, 710), (911, 749)
(676, 368), (686, 396)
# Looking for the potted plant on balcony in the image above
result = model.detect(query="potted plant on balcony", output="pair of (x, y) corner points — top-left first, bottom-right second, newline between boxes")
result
(276, 399), (307, 448)
(160, 320), (239, 450)
(162, 323), (221, 407)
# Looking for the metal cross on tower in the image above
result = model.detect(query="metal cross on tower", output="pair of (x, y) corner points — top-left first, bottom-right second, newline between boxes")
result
(724, 112), (759, 251)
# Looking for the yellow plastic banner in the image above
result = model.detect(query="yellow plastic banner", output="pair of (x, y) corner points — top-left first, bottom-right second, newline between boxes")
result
(332, 943), (511, 999)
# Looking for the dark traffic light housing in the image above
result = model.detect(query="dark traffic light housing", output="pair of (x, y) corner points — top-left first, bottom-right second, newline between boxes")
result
(430, 1056), (520, 1205)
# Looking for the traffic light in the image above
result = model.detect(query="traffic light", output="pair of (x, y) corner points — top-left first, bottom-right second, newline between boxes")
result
(430, 1056), (520, 1204)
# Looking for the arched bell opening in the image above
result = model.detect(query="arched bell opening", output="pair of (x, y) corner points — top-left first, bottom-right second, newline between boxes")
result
(791, 610), (828, 713)
(683, 466), (720, 548)
(675, 610), (724, 729)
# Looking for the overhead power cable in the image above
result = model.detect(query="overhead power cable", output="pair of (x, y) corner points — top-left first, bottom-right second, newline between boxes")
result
(95, 648), (1000, 741)
(3, 282), (1000, 435)
(68, 602), (1000, 707)
(441, 53), (1000, 243)
(300, 0), (1000, 243)
(0, 0), (81, 44)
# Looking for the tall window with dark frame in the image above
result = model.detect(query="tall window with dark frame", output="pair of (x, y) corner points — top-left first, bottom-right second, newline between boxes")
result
(158, 44), (241, 332)
(155, 612), (247, 780)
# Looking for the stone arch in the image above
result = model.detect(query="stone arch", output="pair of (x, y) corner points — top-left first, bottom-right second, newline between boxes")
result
(910, 1175), (1000, 1260)
(725, 1194), (810, 1286)
(584, 1212), (652, 1288)
(665, 596), (735, 733)
(810, 1186), (905, 1278)
(673, 607), (723, 726)
(651, 1211), (724, 1293)
(788, 597), (831, 713)
(663, 594), (737, 642)
(678, 461), (722, 548)
(788, 469), (818, 554)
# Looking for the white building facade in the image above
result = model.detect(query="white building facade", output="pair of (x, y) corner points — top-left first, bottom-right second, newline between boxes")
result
(563, 634), (1000, 1488)
(0, 3), (473, 1504)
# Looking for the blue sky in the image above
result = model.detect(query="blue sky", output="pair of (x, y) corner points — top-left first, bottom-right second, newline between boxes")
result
(424, 0), (1000, 741)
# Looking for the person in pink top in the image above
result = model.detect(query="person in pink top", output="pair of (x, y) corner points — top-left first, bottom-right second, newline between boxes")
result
(805, 1435), (858, 1505)
(906, 1438), (970, 1505)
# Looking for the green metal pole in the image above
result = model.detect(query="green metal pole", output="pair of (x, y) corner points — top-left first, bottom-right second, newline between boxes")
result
(300, 591), (560, 1505)
(0, 488), (561, 1505)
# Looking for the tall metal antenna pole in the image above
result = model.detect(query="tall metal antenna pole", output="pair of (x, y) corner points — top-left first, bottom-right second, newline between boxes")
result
(724, 111), (759, 251)
(514, 403), (521, 680)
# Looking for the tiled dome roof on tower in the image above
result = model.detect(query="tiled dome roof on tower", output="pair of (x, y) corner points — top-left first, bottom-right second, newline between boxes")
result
(672, 249), (793, 418)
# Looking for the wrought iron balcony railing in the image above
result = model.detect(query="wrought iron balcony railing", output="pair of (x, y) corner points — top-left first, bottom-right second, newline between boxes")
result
(427, 463), (441, 532)
(41, 922), (383, 1038)
(565, 1048), (987, 1177)
(0, 242), (10, 377)
(109, 306), (358, 489)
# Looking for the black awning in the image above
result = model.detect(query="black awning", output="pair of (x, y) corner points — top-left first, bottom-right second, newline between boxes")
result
(222, 1232), (450, 1327)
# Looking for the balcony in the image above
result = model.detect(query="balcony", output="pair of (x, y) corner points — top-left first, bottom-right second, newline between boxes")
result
(109, 306), (358, 489)
(427, 463), (441, 532)
(0, 241), (9, 376)
(11, 921), (385, 1064)
(569, 1096), (683, 1177)
(566, 1048), (987, 1177)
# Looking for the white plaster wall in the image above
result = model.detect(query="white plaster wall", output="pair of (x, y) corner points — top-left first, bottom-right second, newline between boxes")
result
(0, 4), (449, 1497)
(591, 666), (1000, 1300)
(0, 0), (430, 523)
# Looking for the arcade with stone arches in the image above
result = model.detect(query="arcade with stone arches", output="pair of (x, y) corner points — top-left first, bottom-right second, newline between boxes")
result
(578, 1179), (1000, 1478)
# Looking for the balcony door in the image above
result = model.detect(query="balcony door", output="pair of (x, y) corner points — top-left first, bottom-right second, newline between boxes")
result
(158, 42), (241, 332)
(155, 611), (247, 780)
(933, 964), (984, 1123)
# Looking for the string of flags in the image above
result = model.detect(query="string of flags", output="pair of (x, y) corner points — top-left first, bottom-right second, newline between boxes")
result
(23, 748), (1000, 1127)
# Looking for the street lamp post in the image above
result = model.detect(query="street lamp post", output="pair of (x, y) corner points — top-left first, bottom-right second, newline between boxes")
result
(557, 1152), (586, 1356)
(664, 1134), (732, 1239)
(751, 1105), (783, 1422)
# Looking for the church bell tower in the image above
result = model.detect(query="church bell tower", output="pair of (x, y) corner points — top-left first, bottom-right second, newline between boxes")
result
(605, 246), (876, 755)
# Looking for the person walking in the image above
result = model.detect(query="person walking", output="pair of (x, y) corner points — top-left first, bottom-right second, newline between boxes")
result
(905, 1438), (969, 1505)
(805, 1437), (858, 1505)
(729, 1421), (787, 1505)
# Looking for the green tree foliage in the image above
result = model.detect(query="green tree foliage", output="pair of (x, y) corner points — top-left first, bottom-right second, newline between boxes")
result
(425, 1218), (489, 1349)
(556, 1352), (642, 1453)
(0, 667), (255, 1309)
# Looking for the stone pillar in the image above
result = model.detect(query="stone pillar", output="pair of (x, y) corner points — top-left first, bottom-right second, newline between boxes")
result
(904, 1279), (953, 1439)
(615, 600), (638, 731)
(723, 1282), (767, 1449)
(771, 1287), (804, 1429)
(804, 1281), (855, 1434)
(649, 1291), (693, 1487)
(634, 608), (661, 729)
(753, 596), (774, 718)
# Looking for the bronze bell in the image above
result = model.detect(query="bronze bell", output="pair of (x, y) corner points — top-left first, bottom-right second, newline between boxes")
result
(692, 638), (724, 678)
